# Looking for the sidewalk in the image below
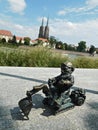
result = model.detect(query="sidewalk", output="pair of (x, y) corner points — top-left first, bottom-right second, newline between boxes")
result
(0, 67), (98, 130)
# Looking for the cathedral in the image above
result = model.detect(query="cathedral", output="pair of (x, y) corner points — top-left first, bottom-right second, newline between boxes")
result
(38, 17), (49, 39)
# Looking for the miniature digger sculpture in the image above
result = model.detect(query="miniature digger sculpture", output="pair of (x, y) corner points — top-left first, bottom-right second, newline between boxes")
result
(18, 62), (86, 119)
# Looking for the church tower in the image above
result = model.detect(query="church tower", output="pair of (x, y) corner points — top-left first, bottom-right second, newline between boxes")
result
(38, 18), (44, 38)
(38, 17), (49, 39)
(44, 17), (49, 39)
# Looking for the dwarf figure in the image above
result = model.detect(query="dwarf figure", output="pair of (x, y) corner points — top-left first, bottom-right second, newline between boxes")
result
(26, 62), (75, 110)
(19, 62), (86, 118)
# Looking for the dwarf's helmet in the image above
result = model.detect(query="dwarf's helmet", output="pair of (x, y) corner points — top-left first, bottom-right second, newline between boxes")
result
(61, 62), (74, 74)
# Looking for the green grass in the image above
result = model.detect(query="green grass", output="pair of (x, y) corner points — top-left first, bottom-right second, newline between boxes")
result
(0, 45), (98, 68)
(0, 42), (18, 48)
(0, 46), (68, 67)
(72, 57), (98, 68)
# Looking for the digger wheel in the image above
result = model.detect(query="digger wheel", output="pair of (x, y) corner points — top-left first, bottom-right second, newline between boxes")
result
(76, 97), (85, 106)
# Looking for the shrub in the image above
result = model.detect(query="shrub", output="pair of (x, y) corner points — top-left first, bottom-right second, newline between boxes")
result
(0, 47), (68, 67)
(0, 46), (98, 68)
(72, 57), (98, 68)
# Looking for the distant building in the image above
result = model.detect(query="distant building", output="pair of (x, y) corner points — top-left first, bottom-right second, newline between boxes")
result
(44, 17), (49, 39)
(38, 17), (49, 39)
(16, 36), (24, 44)
(38, 18), (44, 39)
(0, 30), (13, 42)
(95, 48), (98, 53)
(32, 38), (49, 47)
(0, 22), (50, 46)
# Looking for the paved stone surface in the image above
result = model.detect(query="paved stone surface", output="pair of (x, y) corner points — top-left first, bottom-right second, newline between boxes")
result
(0, 67), (98, 130)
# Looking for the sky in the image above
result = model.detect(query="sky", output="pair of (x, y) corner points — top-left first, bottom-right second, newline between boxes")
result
(0, 0), (98, 47)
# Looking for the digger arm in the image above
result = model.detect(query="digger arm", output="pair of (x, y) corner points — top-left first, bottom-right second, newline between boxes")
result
(26, 84), (47, 98)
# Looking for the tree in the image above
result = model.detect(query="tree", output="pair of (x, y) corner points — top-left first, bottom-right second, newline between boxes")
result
(8, 39), (12, 43)
(11, 35), (17, 44)
(49, 36), (58, 48)
(56, 41), (63, 49)
(2, 38), (6, 43)
(0, 38), (2, 43)
(66, 44), (76, 51)
(77, 41), (86, 52)
(19, 38), (23, 45)
(37, 39), (43, 46)
(63, 43), (68, 50)
(89, 45), (96, 56)
(24, 37), (30, 45)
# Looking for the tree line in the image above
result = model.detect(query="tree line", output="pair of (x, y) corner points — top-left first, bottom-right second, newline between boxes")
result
(49, 36), (96, 55)
(0, 35), (96, 55)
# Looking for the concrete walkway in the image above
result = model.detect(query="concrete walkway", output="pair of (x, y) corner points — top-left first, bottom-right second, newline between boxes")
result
(0, 67), (98, 130)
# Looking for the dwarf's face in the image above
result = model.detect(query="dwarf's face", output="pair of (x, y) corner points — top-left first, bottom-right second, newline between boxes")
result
(61, 63), (74, 74)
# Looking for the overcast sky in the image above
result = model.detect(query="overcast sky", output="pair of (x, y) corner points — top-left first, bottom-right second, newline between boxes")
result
(0, 0), (98, 47)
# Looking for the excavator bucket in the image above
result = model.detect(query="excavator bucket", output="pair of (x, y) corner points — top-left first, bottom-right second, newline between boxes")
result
(18, 97), (32, 119)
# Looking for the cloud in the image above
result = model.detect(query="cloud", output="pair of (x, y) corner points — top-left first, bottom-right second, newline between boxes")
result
(50, 18), (98, 47)
(7, 0), (26, 14)
(58, 10), (66, 16)
(58, 0), (98, 16)
(0, 19), (38, 38)
(86, 0), (98, 7)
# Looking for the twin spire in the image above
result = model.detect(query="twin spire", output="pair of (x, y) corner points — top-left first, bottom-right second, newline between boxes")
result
(38, 17), (49, 39)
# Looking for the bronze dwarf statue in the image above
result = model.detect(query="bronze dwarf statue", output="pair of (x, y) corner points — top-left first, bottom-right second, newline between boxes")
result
(18, 62), (86, 119)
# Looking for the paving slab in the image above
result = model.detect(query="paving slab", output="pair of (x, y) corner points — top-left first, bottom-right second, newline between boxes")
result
(0, 67), (98, 130)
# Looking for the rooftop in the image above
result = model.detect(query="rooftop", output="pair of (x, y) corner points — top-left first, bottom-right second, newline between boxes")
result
(0, 29), (12, 36)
